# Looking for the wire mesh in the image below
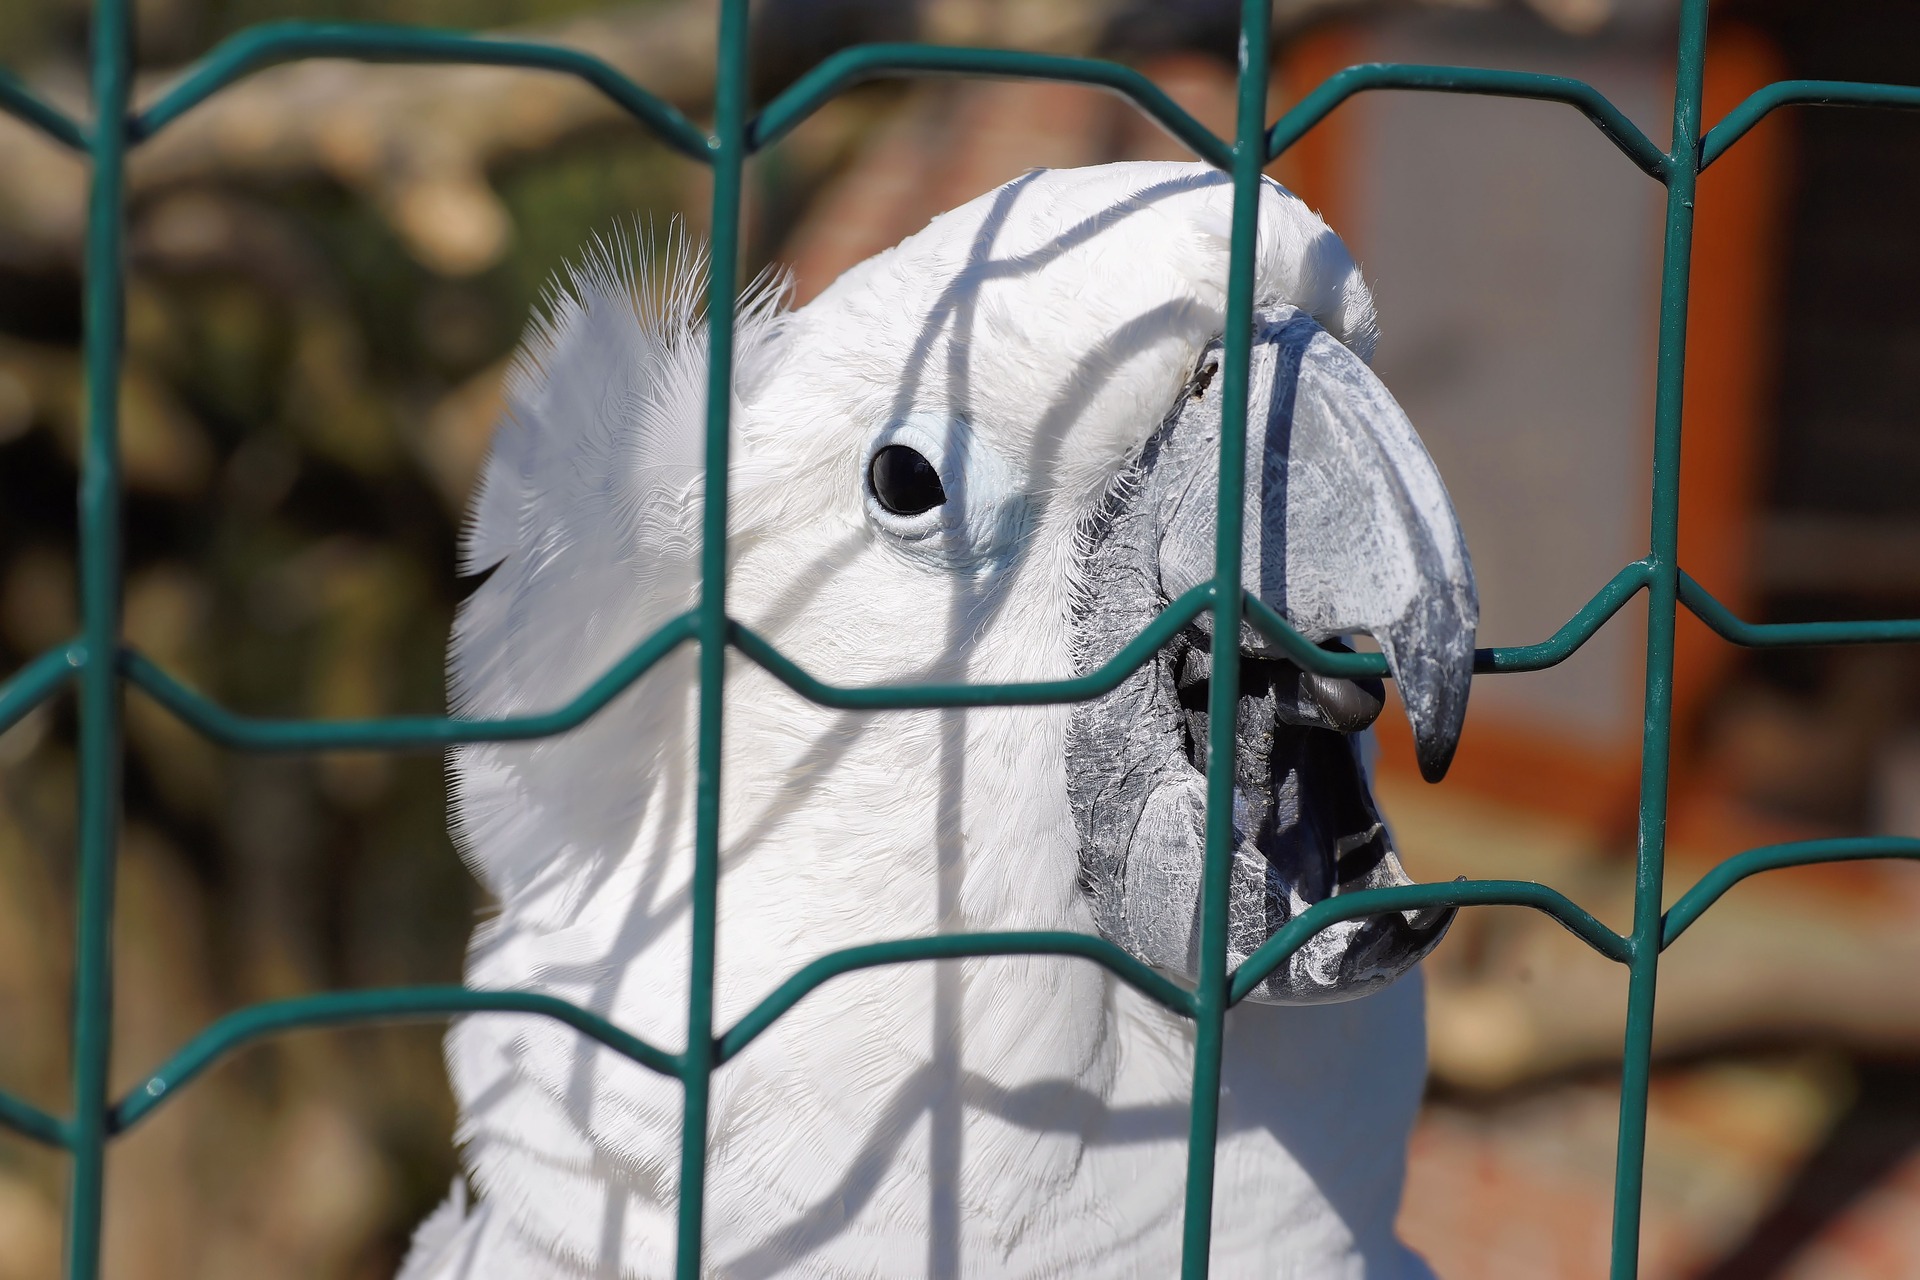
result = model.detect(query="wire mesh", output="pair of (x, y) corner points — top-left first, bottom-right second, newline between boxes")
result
(2, 1), (1919, 1276)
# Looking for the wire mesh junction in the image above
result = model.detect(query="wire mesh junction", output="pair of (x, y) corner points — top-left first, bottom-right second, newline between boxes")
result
(4, 2), (1920, 1277)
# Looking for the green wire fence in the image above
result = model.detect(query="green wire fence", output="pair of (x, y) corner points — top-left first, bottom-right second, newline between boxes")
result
(3, 1), (1919, 1276)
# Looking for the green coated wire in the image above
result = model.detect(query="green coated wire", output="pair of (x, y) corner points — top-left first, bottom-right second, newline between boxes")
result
(748, 43), (1233, 168)
(718, 933), (1199, 1063)
(1472, 560), (1654, 673)
(0, 643), (83, 737)
(1265, 62), (1672, 181)
(1608, 5), (1710, 1275)
(101, 556), (1662, 745)
(106, 557), (1663, 750)
(100, 555), (1664, 758)
(1702, 77), (1920, 169)
(130, 21), (711, 159)
(110, 988), (684, 1136)
(1662, 837), (1920, 948)
(66, 0), (133, 1271)
(119, 615), (697, 750)
(0, 1088), (67, 1149)
(13, 0), (1920, 1274)
(1178, 3), (1272, 1272)
(1248, 562), (1652, 678)
(730, 585), (1215, 709)
(675, 1), (750, 1270)
(1681, 570), (1920, 646)
(0, 68), (89, 149)
(1230, 880), (1631, 1005)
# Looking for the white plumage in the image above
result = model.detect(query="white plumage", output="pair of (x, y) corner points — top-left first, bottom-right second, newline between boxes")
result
(401, 162), (1448, 1278)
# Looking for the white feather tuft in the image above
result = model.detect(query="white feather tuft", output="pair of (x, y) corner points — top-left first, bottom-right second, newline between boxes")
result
(447, 221), (788, 898)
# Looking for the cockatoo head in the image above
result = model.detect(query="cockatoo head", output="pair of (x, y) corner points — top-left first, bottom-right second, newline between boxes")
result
(456, 161), (1474, 1010)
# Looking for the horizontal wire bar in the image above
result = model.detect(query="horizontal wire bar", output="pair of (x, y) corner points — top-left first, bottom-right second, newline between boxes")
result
(1662, 836), (1920, 949)
(1229, 878), (1631, 1004)
(119, 612), (695, 750)
(127, 21), (711, 160)
(116, 557), (1663, 754)
(738, 558), (1648, 711)
(0, 1087), (69, 1148)
(748, 43), (1232, 169)
(0, 642), (83, 737)
(111, 986), (682, 1135)
(1268, 63), (1672, 183)
(1703, 78), (1920, 170)
(719, 932), (1197, 1062)
(728, 583), (1214, 710)
(1473, 559), (1652, 672)
(1243, 559), (1652, 678)
(0, 68), (89, 150)
(1679, 570), (1920, 647)
(1241, 594), (1390, 677)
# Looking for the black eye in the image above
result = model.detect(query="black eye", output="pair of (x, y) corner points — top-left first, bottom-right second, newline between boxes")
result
(868, 444), (947, 517)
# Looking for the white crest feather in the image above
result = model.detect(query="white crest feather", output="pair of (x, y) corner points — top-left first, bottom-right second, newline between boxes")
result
(448, 224), (788, 897)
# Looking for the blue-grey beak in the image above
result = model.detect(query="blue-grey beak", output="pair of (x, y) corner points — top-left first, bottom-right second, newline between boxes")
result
(1068, 305), (1477, 1004)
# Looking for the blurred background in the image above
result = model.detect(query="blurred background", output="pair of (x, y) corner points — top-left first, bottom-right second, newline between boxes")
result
(1, 0), (1918, 1275)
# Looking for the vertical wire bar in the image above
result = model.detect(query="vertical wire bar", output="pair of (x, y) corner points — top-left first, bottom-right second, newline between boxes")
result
(1178, 2), (1271, 1274)
(675, 1), (746, 1275)
(1609, 3), (1707, 1276)
(66, 0), (132, 1275)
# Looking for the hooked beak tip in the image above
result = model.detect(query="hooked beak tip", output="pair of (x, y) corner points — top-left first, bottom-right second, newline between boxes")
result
(1385, 627), (1472, 785)
(1411, 692), (1468, 783)
(1417, 745), (1454, 785)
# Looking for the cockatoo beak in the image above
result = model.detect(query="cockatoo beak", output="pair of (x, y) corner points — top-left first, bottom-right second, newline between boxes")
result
(1155, 307), (1478, 783)
(1068, 305), (1477, 1004)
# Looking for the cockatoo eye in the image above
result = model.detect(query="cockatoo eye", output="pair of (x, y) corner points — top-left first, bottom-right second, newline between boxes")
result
(860, 414), (1028, 570)
(868, 444), (947, 516)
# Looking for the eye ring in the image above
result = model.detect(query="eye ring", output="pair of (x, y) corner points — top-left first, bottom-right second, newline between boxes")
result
(868, 444), (947, 517)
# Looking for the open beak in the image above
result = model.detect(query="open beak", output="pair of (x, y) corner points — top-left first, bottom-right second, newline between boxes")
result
(1068, 306), (1477, 1004)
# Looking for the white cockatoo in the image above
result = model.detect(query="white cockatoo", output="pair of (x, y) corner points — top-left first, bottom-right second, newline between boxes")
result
(401, 161), (1476, 1279)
